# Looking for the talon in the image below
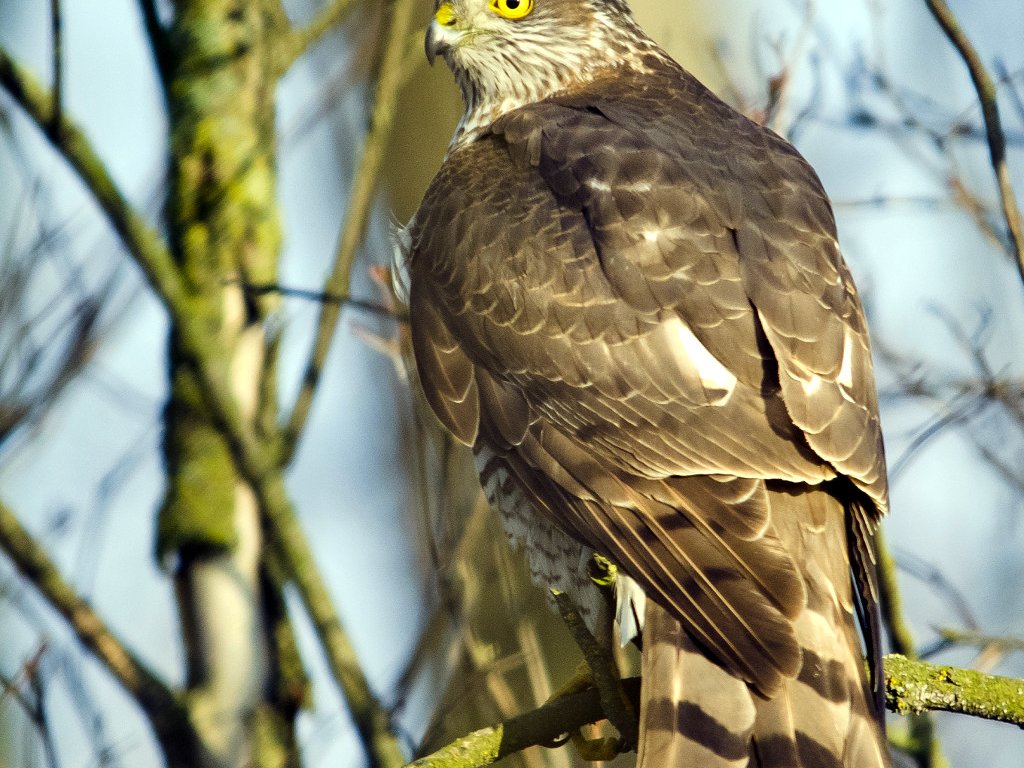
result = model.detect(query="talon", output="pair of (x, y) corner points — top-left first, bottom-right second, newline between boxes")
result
(587, 553), (618, 587)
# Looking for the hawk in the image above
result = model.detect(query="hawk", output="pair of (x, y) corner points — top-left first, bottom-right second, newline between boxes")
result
(405, 1), (891, 765)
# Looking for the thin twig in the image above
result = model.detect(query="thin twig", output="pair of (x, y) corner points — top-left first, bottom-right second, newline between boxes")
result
(137, 0), (172, 85)
(282, 0), (419, 462)
(262, 496), (406, 768)
(0, 649), (61, 768)
(48, 0), (62, 143)
(28, 659), (62, 768)
(0, 47), (186, 319)
(877, 531), (916, 658)
(0, 500), (200, 764)
(237, 280), (406, 321)
(924, 0), (1024, 285)
(0, 668), (38, 720)
(278, 0), (362, 73)
(895, 548), (979, 635)
(928, 627), (1024, 659)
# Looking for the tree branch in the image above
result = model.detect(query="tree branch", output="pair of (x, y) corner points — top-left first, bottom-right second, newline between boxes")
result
(137, 0), (172, 86)
(885, 654), (1024, 726)
(278, 0), (362, 73)
(0, 47), (186, 315)
(924, 0), (1024, 285)
(0, 43), (405, 768)
(48, 0), (62, 142)
(281, 0), (418, 462)
(0, 45), (270, 516)
(407, 678), (642, 768)
(258, 479), (406, 768)
(551, 591), (636, 750)
(0, 500), (201, 765)
(876, 532), (947, 768)
(407, 653), (1024, 768)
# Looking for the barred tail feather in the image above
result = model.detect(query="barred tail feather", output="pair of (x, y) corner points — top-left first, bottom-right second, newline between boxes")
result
(637, 601), (756, 768)
(635, 485), (890, 768)
(749, 605), (887, 768)
(749, 485), (889, 768)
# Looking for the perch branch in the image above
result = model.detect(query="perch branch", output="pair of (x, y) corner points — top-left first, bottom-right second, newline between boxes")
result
(885, 654), (1024, 726)
(875, 532), (946, 768)
(551, 591), (637, 750)
(408, 655), (1024, 768)
(924, 0), (1024, 285)
(407, 678), (642, 768)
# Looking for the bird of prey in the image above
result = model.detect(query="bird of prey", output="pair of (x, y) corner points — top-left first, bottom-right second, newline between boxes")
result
(404, 1), (891, 765)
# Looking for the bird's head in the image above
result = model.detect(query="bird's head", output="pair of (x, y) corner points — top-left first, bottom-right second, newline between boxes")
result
(425, 0), (656, 130)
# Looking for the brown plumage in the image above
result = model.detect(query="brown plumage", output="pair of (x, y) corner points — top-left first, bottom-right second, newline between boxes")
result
(407, 1), (891, 765)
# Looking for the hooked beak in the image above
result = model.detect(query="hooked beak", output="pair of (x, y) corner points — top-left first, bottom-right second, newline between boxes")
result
(426, 2), (461, 66)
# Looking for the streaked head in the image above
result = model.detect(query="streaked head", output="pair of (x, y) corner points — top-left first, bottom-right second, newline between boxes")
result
(425, 0), (655, 129)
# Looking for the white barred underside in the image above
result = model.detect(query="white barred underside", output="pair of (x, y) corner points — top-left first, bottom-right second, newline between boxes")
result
(475, 447), (611, 635)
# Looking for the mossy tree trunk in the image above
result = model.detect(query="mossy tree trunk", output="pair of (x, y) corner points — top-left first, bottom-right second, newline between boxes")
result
(0, 0), (415, 764)
(157, 2), (289, 766)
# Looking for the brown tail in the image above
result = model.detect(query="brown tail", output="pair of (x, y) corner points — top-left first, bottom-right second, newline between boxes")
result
(635, 485), (890, 768)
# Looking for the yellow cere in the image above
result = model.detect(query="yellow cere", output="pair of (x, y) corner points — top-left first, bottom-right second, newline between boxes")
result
(489, 0), (534, 21)
(435, 2), (457, 27)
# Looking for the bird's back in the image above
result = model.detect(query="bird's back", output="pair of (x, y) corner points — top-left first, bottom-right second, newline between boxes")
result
(410, 41), (890, 768)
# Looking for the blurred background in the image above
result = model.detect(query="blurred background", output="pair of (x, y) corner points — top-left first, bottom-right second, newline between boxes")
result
(0, 1), (1022, 767)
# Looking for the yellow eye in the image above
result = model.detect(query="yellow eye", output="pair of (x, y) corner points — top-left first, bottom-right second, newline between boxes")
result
(489, 0), (533, 20)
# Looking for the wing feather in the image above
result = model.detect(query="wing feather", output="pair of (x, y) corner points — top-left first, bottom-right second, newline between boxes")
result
(409, 62), (887, 695)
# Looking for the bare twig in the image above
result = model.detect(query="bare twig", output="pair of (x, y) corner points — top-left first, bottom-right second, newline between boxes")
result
(0, 500), (200, 765)
(137, 0), (172, 85)
(27, 656), (62, 768)
(263, 495), (406, 768)
(0, 46), (186, 318)
(282, 0), (419, 462)
(877, 532), (916, 659)
(278, 0), (362, 73)
(924, 0), (1024, 284)
(0, 646), (59, 768)
(237, 280), (405, 321)
(925, 627), (1024, 669)
(48, 0), (62, 143)
(895, 549), (979, 635)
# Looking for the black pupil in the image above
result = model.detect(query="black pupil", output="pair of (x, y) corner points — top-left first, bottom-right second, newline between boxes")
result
(507, 0), (520, 8)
